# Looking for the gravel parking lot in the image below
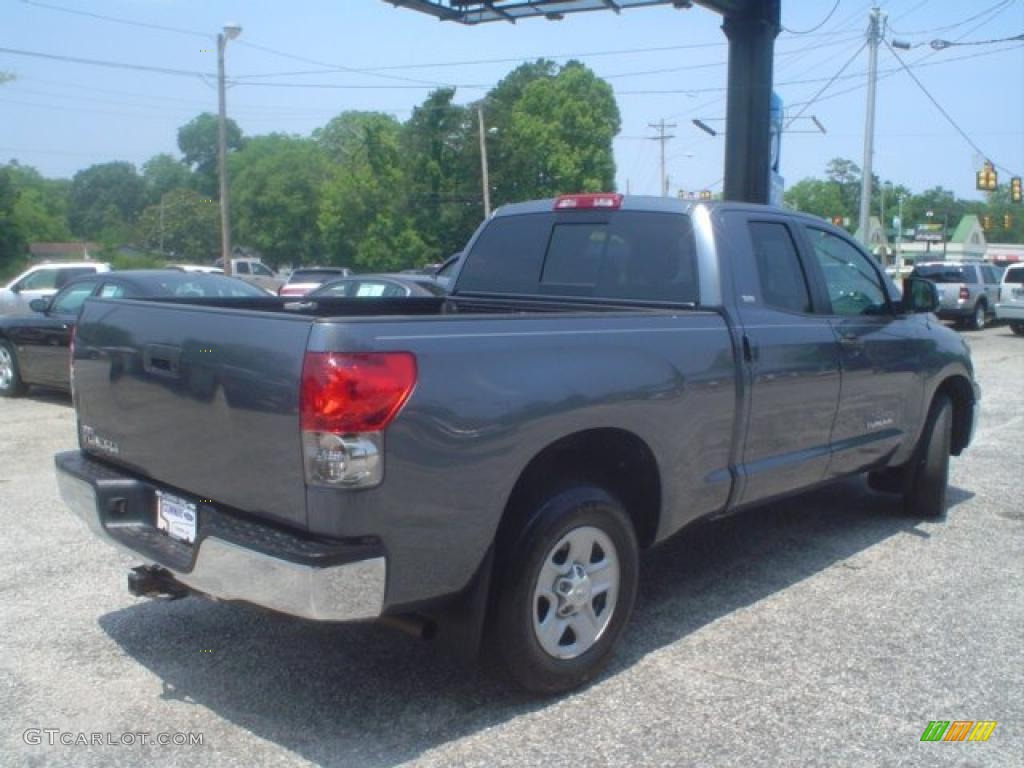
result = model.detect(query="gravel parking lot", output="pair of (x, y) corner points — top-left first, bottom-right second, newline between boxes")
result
(1, 323), (1021, 767)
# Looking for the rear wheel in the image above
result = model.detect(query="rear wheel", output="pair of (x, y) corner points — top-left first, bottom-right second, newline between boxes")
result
(0, 341), (27, 398)
(903, 394), (953, 518)
(969, 302), (986, 331)
(1010, 322), (1024, 336)
(491, 485), (638, 694)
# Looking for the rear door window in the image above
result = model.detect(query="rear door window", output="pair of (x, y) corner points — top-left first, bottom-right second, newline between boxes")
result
(981, 266), (999, 285)
(748, 221), (812, 314)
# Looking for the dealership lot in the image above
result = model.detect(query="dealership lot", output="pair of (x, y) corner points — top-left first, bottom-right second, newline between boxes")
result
(1, 324), (1021, 767)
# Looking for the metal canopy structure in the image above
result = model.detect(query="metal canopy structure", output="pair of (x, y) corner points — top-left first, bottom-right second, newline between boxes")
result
(383, 0), (781, 204)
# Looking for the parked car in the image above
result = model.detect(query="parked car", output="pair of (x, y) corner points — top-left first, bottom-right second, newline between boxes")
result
(0, 262), (111, 316)
(0, 270), (266, 397)
(909, 261), (1001, 330)
(56, 195), (978, 693)
(995, 263), (1024, 335)
(167, 264), (224, 274)
(309, 273), (449, 298)
(214, 257), (284, 294)
(278, 267), (352, 297)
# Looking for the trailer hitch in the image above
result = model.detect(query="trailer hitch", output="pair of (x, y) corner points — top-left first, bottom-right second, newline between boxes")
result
(127, 565), (190, 600)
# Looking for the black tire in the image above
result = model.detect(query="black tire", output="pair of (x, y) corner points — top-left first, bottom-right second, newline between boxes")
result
(0, 340), (27, 398)
(491, 485), (639, 694)
(968, 302), (986, 331)
(1010, 322), (1024, 336)
(903, 394), (953, 518)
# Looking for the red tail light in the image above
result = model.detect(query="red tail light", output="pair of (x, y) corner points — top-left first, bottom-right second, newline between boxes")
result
(554, 193), (622, 210)
(959, 286), (969, 301)
(300, 352), (416, 433)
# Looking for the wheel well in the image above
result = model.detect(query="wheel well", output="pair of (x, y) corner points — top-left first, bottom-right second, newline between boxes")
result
(935, 375), (974, 455)
(497, 428), (661, 551)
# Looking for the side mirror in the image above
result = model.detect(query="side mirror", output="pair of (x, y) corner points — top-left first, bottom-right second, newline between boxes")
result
(29, 297), (50, 313)
(902, 277), (939, 314)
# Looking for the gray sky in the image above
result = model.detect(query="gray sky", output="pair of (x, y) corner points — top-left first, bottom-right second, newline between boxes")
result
(2, 0), (1022, 201)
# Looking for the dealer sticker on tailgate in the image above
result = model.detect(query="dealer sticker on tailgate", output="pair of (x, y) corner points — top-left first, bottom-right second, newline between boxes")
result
(155, 491), (197, 545)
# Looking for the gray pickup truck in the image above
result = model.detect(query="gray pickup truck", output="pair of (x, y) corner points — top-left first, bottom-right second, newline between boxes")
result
(56, 195), (979, 693)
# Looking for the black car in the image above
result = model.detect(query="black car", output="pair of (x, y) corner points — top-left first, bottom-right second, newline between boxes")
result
(308, 273), (448, 299)
(0, 270), (266, 396)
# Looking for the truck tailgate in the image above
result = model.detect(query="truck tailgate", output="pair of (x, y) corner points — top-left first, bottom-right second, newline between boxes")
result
(73, 299), (313, 530)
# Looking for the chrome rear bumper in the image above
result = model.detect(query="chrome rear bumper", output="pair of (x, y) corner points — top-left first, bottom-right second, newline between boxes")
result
(56, 452), (386, 622)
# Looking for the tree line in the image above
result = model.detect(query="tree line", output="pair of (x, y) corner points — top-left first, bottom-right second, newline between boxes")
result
(784, 157), (1024, 244)
(0, 59), (620, 276)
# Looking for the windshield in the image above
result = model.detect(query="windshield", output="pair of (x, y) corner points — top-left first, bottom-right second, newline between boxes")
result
(911, 265), (972, 284)
(1004, 267), (1024, 284)
(289, 269), (343, 283)
(145, 274), (268, 297)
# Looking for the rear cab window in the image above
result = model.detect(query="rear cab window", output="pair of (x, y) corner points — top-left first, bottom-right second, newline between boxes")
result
(457, 210), (698, 304)
(1003, 266), (1024, 284)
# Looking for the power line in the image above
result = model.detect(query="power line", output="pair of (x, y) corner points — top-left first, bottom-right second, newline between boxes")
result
(233, 41), (464, 88)
(888, 0), (1014, 36)
(930, 32), (1024, 49)
(783, 40), (867, 129)
(0, 46), (213, 79)
(782, 0), (842, 35)
(18, 0), (210, 38)
(883, 40), (1020, 177)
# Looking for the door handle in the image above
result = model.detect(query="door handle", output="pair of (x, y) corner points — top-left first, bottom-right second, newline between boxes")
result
(838, 334), (863, 348)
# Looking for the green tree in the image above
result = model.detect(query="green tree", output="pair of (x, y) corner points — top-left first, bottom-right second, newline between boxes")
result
(136, 188), (220, 260)
(142, 153), (193, 206)
(67, 161), (145, 240)
(177, 113), (243, 197)
(0, 167), (28, 274)
(784, 177), (847, 222)
(4, 162), (71, 241)
(318, 112), (424, 270)
(230, 134), (327, 267)
(482, 60), (620, 205)
(400, 88), (478, 261)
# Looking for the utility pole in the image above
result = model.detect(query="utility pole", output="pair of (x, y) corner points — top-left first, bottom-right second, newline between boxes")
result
(159, 196), (165, 255)
(648, 119), (676, 197)
(896, 194), (904, 270)
(858, 7), (884, 247)
(477, 106), (491, 218)
(217, 23), (241, 275)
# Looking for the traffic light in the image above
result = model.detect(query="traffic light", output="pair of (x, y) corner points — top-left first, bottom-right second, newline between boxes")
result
(982, 215), (992, 231)
(976, 160), (998, 191)
(1004, 214), (1013, 230)
(1012, 177), (1022, 204)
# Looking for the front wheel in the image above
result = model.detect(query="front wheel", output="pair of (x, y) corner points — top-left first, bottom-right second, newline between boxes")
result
(0, 341), (27, 398)
(1010, 322), (1024, 336)
(491, 485), (638, 694)
(904, 394), (953, 518)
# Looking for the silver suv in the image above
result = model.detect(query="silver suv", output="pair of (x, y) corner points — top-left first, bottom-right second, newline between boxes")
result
(996, 264), (1024, 336)
(910, 261), (1001, 330)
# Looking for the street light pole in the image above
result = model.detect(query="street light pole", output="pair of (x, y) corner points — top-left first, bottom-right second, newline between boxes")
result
(217, 23), (241, 275)
(477, 106), (491, 218)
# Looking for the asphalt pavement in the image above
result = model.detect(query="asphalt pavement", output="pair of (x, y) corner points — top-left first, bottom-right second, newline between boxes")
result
(1, 324), (1021, 767)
